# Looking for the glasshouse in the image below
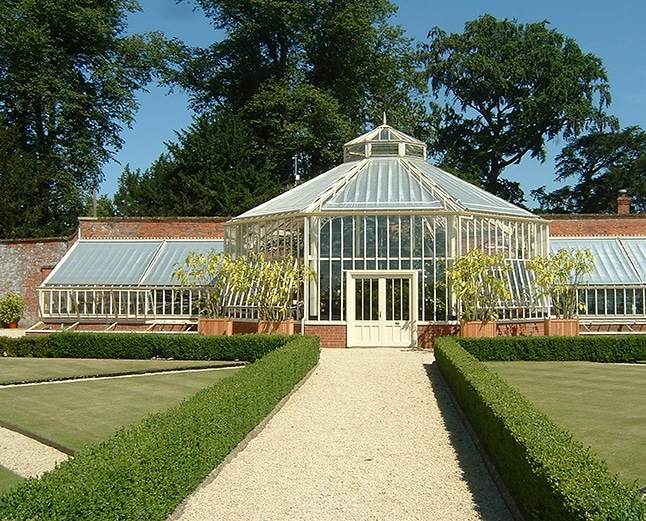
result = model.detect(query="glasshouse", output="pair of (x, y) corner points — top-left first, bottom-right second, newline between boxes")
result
(33, 123), (560, 345)
(224, 123), (550, 346)
(38, 239), (224, 330)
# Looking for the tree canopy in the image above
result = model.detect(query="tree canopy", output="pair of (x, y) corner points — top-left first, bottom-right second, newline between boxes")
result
(532, 126), (646, 214)
(114, 113), (277, 217)
(0, 0), (171, 238)
(420, 14), (613, 205)
(114, 0), (429, 218)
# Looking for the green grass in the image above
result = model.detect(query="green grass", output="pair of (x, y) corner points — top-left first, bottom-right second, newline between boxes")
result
(0, 465), (23, 495)
(486, 361), (646, 487)
(0, 367), (240, 452)
(0, 357), (234, 384)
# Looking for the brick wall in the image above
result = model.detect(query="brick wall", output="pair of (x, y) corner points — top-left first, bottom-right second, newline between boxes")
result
(78, 216), (229, 240)
(303, 324), (347, 348)
(0, 238), (69, 326)
(547, 214), (646, 237)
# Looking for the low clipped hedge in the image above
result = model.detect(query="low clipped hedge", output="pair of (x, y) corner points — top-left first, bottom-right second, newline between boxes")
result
(0, 335), (320, 520)
(0, 332), (288, 362)
(435, 337), (645, 521)
(457, 335), (646, 363)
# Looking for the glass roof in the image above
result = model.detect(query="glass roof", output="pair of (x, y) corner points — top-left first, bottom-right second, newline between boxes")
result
(322, 159), (444, 210)
(232, 124), (540, 222)
(549, 238), (644, 285)
(44, 240), (223, 287)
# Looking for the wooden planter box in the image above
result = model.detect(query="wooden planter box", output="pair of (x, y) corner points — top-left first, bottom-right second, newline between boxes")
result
(460, 320), (497, 338)
(197, 317), (233, 336)
(544, 318), (579, 336)
(257, 319), (294, 335)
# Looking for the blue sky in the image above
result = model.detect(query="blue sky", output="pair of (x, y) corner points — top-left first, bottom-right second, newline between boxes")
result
(104, 0), (646, 207)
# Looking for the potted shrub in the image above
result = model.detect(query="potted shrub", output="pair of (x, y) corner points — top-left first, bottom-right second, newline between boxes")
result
(527, 248), (595, 336)
(0, 292), (25, 328)
(242, 252), (314, 334)
(447, 249), (511, 337)
(173, 250), (238, 335)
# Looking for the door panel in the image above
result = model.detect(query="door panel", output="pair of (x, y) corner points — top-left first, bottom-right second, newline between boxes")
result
(347, 271), (417, 347)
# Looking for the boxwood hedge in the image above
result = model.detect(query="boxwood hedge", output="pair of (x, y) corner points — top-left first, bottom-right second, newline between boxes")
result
(457, 335), (646, 363)
(0, 332), (288, 362)
(435, 337), (645, 521)
(0, 335), (320, 520)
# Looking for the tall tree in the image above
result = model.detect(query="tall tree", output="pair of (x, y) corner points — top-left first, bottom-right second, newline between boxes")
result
(420, 14), (614, 204)
(172, 0), (427, 182)
(114, 113), (277, 217)
(0, 0), (171, 238)
(531, 126), (646, 213)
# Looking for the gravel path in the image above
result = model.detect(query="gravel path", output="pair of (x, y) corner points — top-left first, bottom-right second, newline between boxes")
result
(0, 426), (68, 478)
(171, 348), (514, 521)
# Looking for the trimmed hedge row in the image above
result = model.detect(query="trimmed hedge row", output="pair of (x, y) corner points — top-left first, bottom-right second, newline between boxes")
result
(434, 337), (645, 521)
(0, 332), (289, 362)
(457, 335), (646, 362)
(0, 335), (320, 520)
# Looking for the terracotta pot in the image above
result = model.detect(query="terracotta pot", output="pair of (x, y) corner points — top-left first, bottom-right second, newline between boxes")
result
(7, 321), (18, 329)
(257, 319), (294, 335)
(544, 318), (579, 336)
(197, 317), (233, 336)
(460, 320), (496, 338)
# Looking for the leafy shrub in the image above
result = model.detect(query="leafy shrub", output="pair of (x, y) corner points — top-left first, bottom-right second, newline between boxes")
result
(0, 332), (290, 362)
(435, 337), (645, 521)
(457, 335), (646, 362)
(0, 336), (49, 358)
(0, 335), (320, 520)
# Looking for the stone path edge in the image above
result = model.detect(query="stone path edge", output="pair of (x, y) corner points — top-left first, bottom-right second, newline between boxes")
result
(167, 360), (321, 521)
(430, 363), (526, 521)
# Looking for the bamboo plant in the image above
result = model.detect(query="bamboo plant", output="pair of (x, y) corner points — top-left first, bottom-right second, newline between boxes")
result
(527, 248), (595, 319)
(172, 250), (238, 318)
(447, 249), (512, 322)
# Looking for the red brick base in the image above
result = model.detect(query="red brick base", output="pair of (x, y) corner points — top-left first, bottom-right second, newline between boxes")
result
(303, 324), (348, 348)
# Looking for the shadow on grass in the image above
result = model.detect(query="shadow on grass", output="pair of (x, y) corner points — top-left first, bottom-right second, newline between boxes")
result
(423, 361), (523, 521)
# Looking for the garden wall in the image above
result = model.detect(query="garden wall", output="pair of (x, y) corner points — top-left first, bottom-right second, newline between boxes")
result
(0, 238), (69, 326)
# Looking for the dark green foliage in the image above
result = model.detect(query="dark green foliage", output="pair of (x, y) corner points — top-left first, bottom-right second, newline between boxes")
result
(420, 14), (613, 204)
(0, 0), (174, 238)
(532, 126), (646, 214)
(457, 335), (646, 362)
(113, 114), (279, 217)
(118, 0), (430, 217)
(0, 335), (320, 520)
(434, 337), (645, 521)
(0, 336), (49, 358)
(0, 332), (288, 362)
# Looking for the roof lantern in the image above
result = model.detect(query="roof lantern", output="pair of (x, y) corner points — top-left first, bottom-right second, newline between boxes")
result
(343, 122), (427, 162)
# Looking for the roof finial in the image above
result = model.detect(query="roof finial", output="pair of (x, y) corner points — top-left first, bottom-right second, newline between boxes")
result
(383, 112), (387, 126)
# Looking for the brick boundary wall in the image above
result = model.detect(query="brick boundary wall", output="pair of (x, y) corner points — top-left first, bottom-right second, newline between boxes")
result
(0, 238), (69, 326)
(77, 216), (229, 240)
(547, 214), (646, 237)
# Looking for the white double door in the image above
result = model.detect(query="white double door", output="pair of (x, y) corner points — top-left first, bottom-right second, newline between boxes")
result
(346, 270), (418, 347)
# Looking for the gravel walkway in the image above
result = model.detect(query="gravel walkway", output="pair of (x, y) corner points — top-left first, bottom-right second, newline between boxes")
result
(171, 348), (514, 521)
(0, 426), (68, 478)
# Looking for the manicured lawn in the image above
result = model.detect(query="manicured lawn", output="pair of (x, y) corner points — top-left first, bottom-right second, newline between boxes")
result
(0, 465), (23, 495)
(0, 357), (234, 384)
(0, 367), (240, 452)
(486, 361), (646, 487)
